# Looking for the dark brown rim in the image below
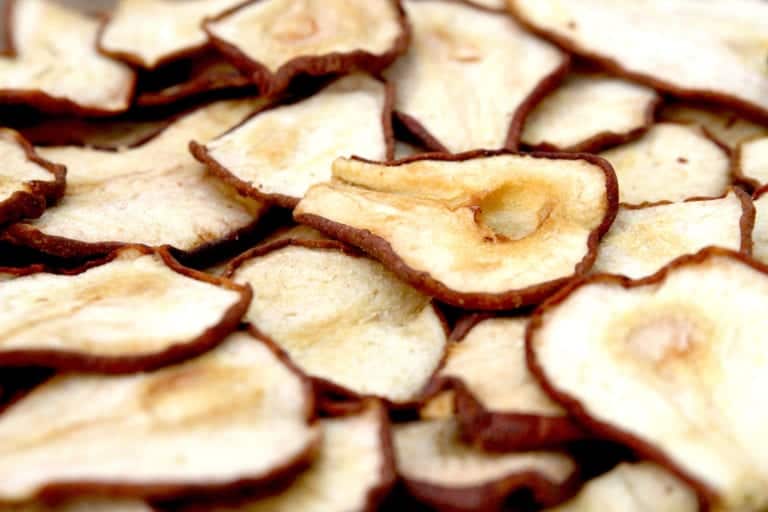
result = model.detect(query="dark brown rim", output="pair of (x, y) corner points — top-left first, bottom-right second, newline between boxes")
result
(295, 149), (619, 310)
(0, 245), (253, 374)
(203, 0), (410, 98)
(191, 77), (396, 209)
(732, 137), (768, 192)
(16, 117), (173, 151)
(136, 66), (254, 109)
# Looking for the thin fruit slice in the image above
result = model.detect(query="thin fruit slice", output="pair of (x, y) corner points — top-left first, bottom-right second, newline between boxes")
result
(545, 462), (699, 512)
(0, 246), (250, 372)
(599, 123), (730, 206)
(16, 117), (169, 150)
(521, 74), (659, 153)
(592, 189), (754, 279)
(99, 0), (249, 69)
(3, 99), (268, 259)
(528, 247), (768, 511)
(660, 103), (768, 151)
(2, 499), (152, 512)
(294, 152), (618, 310)
(384, 0), (568, 153)
(192, 74), (393, 208)
(735, 137), (768, 189)
(509, 0), (768, 121)
(225, 239), (447, 404)
(0, 331), (318, 502)
(751, 186), (768, 265)
(0, 129), (65, 226)
(0, 0), (135, 115)
(205, 0), (408, 96)
(394, 418), (577, 511)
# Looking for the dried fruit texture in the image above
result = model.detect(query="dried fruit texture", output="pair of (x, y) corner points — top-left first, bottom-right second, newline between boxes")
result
(593, 190), (753, 279)
(394, 418), (577, 511)
(205, 0), (407, 96)
(545, 463), (698, 512)
(0, 0), (135, 115)
(751, 188), (768, 265)
(1, 499), (152, 512)
(660, 103), (768, 151)
(599, 123), (730, 206)
(735, 137), (768, 189)
(4, 99), (268, 259)
(226, 240), (447, 404)
(0, 247), (250, 372)
(193, 75), (392, 208)
(384, 0), (567, 153)
(521, 74), (659, 152)
(0, 331), (318, 501)
(509, 0), (768, 121)
(528, 248), (768, 511)
(199, 401), (394, 512)
(100, 0), (248, 69)
(18, 118), (168, 149)
(0, 129), (65, 226)
(294, 152), (618, 310)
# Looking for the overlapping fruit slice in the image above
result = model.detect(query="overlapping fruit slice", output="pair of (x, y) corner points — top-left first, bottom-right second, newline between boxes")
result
(99, 0), (248, 69)
(2, 499), (152, 512)
(660, 103), (768, 151)
(528, 248), (768, 511)
(205, 0), (408, 96)
(509, 0), (768, 121)
(0, 246), (250, 372)
(751, 186), (768, 265)
(225, 239), (447, 404)
(0, 331), (318, 502)
(384, 0), (568, 153)
(0, 129), (65, 226)
(599, 123), (730, 206)
(592, 190), (753, 279)
(394, 418), (577, 511)
(735, 137), (768, 189)
(295, 152), (618, 310)
(3, 99), (268, 259)
(192, 74), (393, 208)
(521, 74), (659, 152)
(0, 0), (135, 115)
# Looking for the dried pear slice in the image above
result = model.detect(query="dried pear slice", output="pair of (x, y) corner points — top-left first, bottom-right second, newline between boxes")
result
(16, 117), (169, 150)
(384, 0), (568, 153)
(225, 239), (447, 404)
(0, 331), (318, 502)
(3, 99), (268, 259)
(0, 129), (65, 226)
(100, 0), (248, 69)
(660, 103), (768, 151)
(751, 186), (768, 265)
(0, 246), (250, 372)
(521, 74), (659, 153)
(509, 0), (768, 121)
(735, 137), (768, 189)
(205, 0), (408, 96)
(599, 123), (730, 206)
(0, 0), (135, 115)
(294, 152), (618, 310)
(593, 190), (754, 279)
(528, 247), (768, 511)
(545, 462), (699, 512)
(192, 75), (393, 208)
(1, 499), (152, 512)
(394, 418), (577, 511)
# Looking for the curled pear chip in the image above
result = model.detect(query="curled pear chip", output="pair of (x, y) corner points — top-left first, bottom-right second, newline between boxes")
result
(0, 331), (318, 502)
(294, 152), (618, 310)
(735, 137), (768, 189)
(1, 499), (152, 512)
(384, 0), (568, 153)
(0, 0), (135, 115)
(592, 190), (754, 279)
(3, 99), (268, 259)
(660, 103), (768, 151)
(0, 129), (65, 226)
(100, 0), (248, 69)
(192, 75), (393, 208)
(509, 0), (768, 121)
(599, 123), (730, 206)
(205, 0), (408, 96)
(394, 419), (577, 511)
(226, 240), (447, 404)
(545, 463), (699, 512)
(751, 187), (768, 265)
(521, 74), (659, 153)
(0, 246), (251, 372)
(528, 248), (768, 511)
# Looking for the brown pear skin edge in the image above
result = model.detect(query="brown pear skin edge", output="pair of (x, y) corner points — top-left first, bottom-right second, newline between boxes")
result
(0, 130), (66, 227)
(295, 150), (620, 310)
(203, 0), (410, 97)
(190, 79), (397, 209)
(136, 68), (254, 109)
(0, 245), (253, 373)
(523, 247), (768, 509)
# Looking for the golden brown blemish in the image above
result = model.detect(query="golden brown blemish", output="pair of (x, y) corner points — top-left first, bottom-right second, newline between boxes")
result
(677, 157), (689, 164)
(432, 26), (483, 63)
(272, 13), (318, 42)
